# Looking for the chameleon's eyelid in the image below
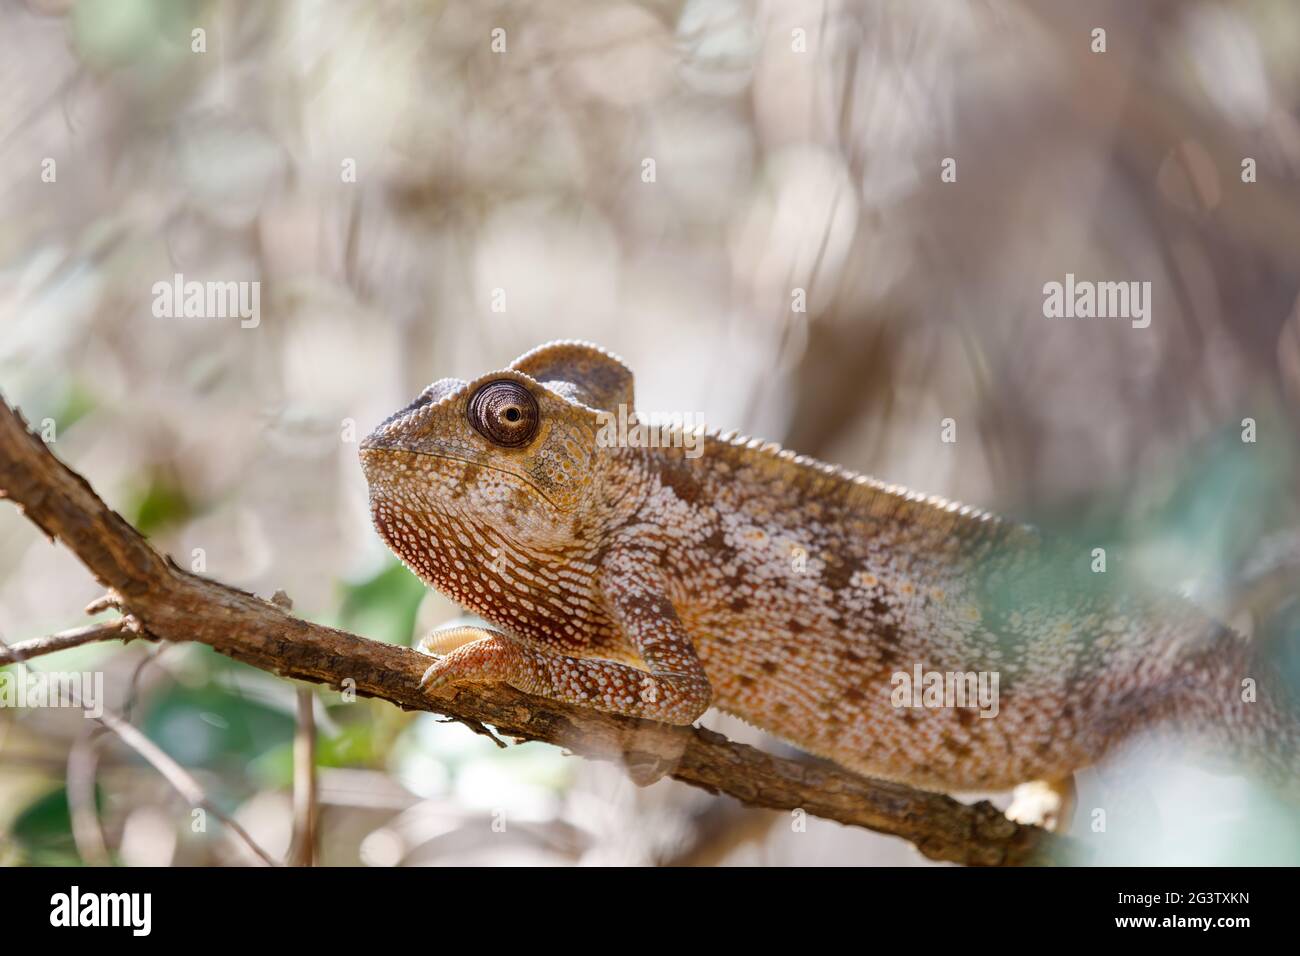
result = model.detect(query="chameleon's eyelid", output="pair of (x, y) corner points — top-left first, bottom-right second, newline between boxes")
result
(418, 378), (468, 404)
(455, 368), (607, 418)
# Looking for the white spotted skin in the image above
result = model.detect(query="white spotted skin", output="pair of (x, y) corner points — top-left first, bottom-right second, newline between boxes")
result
(362, 342), (1299, 794)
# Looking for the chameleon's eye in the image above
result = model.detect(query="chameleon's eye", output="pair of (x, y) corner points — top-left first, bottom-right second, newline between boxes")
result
(468, 380), (540, 448)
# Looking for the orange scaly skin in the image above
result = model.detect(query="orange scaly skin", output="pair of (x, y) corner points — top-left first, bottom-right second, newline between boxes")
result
(360, 341), (1297, 794)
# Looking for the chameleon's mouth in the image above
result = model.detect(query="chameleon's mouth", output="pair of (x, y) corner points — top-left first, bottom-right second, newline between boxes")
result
(360, 446), (563, 512)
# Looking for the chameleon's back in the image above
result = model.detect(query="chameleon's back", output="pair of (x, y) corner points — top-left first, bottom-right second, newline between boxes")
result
(655, 429), (1294, 791)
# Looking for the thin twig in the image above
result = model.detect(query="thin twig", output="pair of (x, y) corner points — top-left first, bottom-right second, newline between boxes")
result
(67, 726), (111, 867)
(0, 619), (137, 665)
(289, 687), (318, 867)
(91, 706), (280, 867)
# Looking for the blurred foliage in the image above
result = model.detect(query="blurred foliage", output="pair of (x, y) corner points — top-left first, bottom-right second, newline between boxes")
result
(127, 473), (197, 536)
(10, 786), (103, 867)
(1141, 420), (1297, 568)
(51, 383), (96, 433)
(251, 723), (379, 791)
(141, 681), (295, 773)
(71, 0), (200, 71)
(332, 560), (428, 647)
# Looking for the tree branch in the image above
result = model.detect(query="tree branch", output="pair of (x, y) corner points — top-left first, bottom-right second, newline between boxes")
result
(0, 397), (1072, 866)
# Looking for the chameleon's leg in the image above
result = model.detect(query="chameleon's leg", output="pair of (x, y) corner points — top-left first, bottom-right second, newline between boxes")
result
(1006, 776), (1077, 832)
(418, 552), (712, 725)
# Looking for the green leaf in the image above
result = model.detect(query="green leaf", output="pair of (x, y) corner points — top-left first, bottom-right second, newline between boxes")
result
(127, 474), (195, 536)
(54, 383), (97, 431)
(336, 560), (427, 646)
(9, 786), (101, 867)
(139, 682), (295, 772)
(248, 722), (382, 789)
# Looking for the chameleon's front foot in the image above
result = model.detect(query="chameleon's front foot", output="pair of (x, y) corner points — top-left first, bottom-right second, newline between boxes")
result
(414, 625), (711, 725)
(418, 628), (521, 691)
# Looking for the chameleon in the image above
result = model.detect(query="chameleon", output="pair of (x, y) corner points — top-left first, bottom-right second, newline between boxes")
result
(359, 340), (1297, 821)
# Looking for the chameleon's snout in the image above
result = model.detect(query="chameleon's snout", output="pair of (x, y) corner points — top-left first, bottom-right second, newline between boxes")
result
(358, 431), (388, 453)
(362, 378), (468, 459)
(358, 419), (417, 482)
(358, 430), (395, 465)
(357, 444), (381, 473)
(360, 397), (437, 456)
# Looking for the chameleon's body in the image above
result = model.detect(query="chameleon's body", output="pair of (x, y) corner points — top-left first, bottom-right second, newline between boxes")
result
(360, 341), (1295, 797)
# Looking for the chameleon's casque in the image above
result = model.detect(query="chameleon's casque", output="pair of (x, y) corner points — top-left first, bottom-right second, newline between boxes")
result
(361, 341), (1296, 801)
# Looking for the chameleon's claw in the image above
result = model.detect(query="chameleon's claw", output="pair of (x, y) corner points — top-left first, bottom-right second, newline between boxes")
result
(419, 660), (444, 690)
(417, 634), (516, 694)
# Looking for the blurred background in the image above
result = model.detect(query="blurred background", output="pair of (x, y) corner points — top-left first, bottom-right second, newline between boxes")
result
(2, 0), (1299, 865)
